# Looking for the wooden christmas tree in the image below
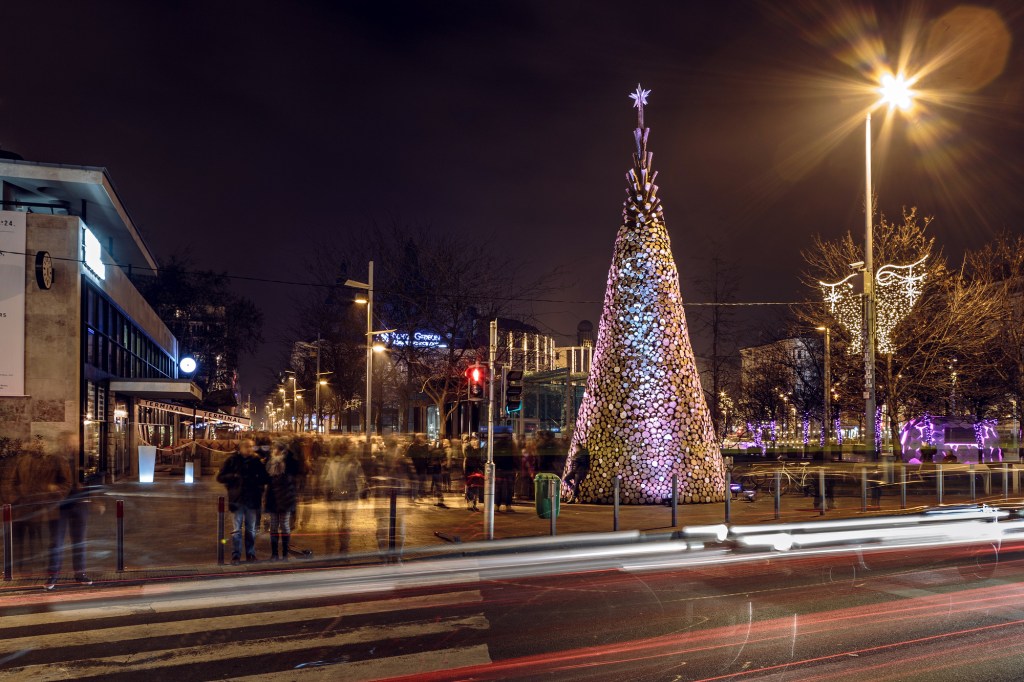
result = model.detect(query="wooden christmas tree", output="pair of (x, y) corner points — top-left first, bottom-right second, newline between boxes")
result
(565, 86), (725, 504)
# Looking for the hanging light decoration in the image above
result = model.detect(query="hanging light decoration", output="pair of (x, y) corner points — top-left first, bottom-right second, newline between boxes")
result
(820, 256), (927, 354)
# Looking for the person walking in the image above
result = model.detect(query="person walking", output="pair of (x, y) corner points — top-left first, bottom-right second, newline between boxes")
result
(406, 434), (430, 500)
(494, 435), (518, 513)
(463, 437), (484, 511)
(2, 439), (56, 574)
(264, 440), (301, 560)
(320, 439), (365, 556)
(46, 455), (104, 590)
(216, 438), (270, 564)
(427, 440), (448, 508)
(564, 445), (591, 503)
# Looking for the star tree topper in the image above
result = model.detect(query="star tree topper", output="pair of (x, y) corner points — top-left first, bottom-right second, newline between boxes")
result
(629, 84), (651, 128)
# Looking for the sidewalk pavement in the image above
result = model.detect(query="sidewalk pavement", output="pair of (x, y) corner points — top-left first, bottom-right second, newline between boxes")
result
(2, 469), (1020, 592)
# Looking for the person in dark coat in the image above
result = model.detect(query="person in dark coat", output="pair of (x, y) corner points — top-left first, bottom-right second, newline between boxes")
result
(406, 434), (430, 500)
(264, 440), (301, 560)
(493, 435), (519, 512)
(564, 445), (591, 503)
(216, 438), (270, 564)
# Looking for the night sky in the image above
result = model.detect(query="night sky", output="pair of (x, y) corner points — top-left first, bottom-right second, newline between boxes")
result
(5, 1), (1024, 396)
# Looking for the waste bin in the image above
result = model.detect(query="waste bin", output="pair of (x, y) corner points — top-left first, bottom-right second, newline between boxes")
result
(535, 473), (561, 519)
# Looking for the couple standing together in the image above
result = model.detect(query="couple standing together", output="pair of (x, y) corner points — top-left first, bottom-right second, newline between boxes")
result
(216, 438), (301, 564)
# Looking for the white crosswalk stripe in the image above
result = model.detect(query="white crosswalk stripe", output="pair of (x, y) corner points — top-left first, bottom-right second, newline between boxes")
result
(0, 586), (493, 680)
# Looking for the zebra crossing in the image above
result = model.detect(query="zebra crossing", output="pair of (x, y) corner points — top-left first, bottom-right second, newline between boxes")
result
(0, 580), (493, 680)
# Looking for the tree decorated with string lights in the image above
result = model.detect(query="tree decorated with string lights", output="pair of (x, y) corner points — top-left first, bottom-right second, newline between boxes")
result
(800, 208), (999, 454)
(565, 86), (724, 504)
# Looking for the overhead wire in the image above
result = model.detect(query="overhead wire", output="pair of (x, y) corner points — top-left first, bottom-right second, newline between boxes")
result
(0, 247), (812, 307)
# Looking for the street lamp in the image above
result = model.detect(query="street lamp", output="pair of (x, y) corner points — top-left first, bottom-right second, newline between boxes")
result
(864, 70), (915, 459)
(345, 262), (375, 454)
(816, 326), (831, 447)
(344, 263), (396, 451)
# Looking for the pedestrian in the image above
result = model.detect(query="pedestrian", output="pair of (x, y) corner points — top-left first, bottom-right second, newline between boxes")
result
(451, 437), (467, 493)
(441, 439), (454, 493)
(216, 438), (270, 564)
(427, 440), (448, 508)
(464, 438), (484, 511)
(47, 453), (104, 590)
(265, 440), (301, 560)
(494, 435), (518, 512)
(373, 438), (415, 561)
(321, 438), (365, 555)
(407, 434), (430, 500)
(564, 445), (591, 503)
(520, 436), (538, 501)
(2, 438), (54, 573)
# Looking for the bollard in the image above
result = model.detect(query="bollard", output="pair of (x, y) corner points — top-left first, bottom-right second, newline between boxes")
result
(725, 474), (732, 523)
(671, 474), (679, 527)
(613, 476), (620, 532)
(217, 496), (225, 565)
(819, 468), (826, 516)
(116, 500), (125, 572)
(1004, 463), (1010, 500)
(900, 465), (907, 510)
(773, 471), (781, 520)
(548, 479), (557, 537)
(388, 488), (397, 554)
(861, 468), (868, 513)
(937, 464), (944, 505)
(970, 463), (976, 502)
(3, 504), (12, 581)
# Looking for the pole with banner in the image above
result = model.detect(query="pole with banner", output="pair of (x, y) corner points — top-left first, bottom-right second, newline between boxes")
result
(0, 211), (27, 397)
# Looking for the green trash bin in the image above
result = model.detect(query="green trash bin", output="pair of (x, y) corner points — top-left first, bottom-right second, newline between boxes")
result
(535, 473), (562, 519)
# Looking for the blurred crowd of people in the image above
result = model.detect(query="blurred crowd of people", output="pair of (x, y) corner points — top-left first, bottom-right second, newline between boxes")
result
(0, 429), (573, 585)
(216, 429), (571, 561)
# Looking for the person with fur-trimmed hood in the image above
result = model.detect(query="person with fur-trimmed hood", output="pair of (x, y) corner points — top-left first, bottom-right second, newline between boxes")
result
(264, 439), (302, 560)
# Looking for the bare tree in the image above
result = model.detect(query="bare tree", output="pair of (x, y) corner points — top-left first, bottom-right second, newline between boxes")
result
(799, 208), (999, 454)
(966, 233), (1024, 454)
(689, 246), (741, 442)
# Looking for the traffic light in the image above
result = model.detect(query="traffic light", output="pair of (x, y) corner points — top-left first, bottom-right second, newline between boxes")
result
(466, 364), (487, 401)
(505, 369), (523, 413)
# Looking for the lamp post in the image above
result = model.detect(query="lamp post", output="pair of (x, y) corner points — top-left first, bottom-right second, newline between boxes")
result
(864, 71), (914, 460)
(816, 326), (830, 447)
(344, 265), (394, 451)
(345, 262), (375, 455)
(285, 372), (301, 432)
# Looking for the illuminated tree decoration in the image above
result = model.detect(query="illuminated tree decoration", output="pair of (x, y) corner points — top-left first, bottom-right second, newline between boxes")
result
(565, 86), (724, 505)
(819, 256), (927, 354)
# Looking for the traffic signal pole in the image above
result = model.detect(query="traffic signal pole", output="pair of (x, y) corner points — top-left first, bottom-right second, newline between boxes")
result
(485, 319), (497, 540)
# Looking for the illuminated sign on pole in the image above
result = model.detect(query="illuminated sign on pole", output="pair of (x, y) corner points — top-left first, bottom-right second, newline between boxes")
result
(82, 225), (106, 280)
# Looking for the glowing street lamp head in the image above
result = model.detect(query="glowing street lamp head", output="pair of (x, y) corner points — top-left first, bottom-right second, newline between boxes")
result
(879, 71), (914, 111)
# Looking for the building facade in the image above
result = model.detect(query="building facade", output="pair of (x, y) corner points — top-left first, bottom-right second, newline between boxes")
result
(0, 159), (246, 480)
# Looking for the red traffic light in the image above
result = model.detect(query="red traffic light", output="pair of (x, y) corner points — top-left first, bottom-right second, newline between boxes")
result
(465, 364), (488, 383)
